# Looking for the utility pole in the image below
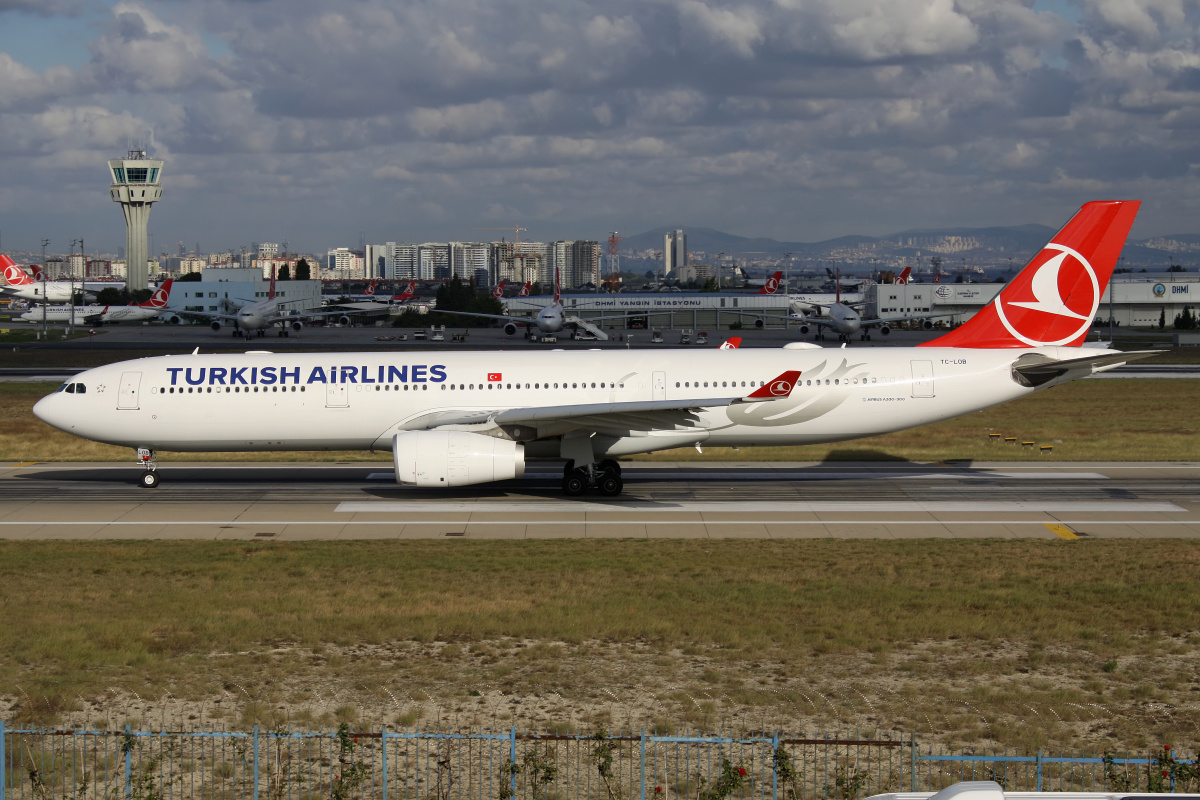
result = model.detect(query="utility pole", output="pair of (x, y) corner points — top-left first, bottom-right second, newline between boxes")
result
(40, 238), (49, 340)
(70, 238), (82, 335)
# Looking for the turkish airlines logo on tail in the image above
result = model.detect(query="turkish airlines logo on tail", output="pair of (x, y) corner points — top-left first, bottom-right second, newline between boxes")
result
(758, 272), (782, 294)
(3, 262), (31, 285)
(492, 281), (507, 298)
(995, 243), (1099, 346)
(146, 280), (172, 307)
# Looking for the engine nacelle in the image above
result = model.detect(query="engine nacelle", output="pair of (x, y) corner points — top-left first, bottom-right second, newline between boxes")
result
(754, 318), (765, 329)
(338, 315), (351, 327)
(922, 319), (934, 330)
(503, 322), (518, 336)
(210, 321), (221, 332)
(798, 324), (810, 335)
(879, 324), (891, 336)
(393, 431), (525, 487)
(291, 320), (303, 332)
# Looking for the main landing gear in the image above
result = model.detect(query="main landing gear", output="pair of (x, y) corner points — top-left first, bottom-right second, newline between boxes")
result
(562, 459), (623, 497)
(137, 448), (160, 488)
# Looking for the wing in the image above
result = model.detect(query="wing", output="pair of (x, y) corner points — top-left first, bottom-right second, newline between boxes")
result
(393, 371), (802, 439)
(176, 309), (241, 323)
(861, 311), (957, 327)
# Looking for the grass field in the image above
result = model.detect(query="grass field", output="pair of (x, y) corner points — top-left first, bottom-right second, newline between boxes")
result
(1, 539), (1198, 751)
(2, 378), (1196, 462)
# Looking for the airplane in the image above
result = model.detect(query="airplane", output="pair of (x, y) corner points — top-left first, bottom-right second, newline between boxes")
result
(756, 271), (784, 295)
(449, 269), (642, 341)
(33, 200), (1154, 497)
(1, 255), (95, 303)
(783, 268), (951, 342)
(390, 281), (418, 304)
(182, 268), (351, 339)
(19, 280), (174, 325)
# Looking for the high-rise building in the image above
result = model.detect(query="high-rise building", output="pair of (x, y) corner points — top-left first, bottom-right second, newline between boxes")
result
(108, 148), (164, 291)
(663, 229), (687, 276)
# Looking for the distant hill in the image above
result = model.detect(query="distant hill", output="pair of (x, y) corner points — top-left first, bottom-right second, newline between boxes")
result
(621, 224), (1200, 270)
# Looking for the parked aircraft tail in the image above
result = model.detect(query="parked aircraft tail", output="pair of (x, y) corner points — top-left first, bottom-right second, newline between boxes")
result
(921, 201), (1140, 348)
(1, 255), (33, 286)
(757, 271), (783, 294)
(143, 279), (173, 308)
(895, 267), (911, 285)
(491, 280), (507, 298)
(518, 281), (531, 297)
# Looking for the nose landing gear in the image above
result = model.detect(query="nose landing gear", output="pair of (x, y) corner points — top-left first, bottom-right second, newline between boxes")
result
(562, 459), (624, 496)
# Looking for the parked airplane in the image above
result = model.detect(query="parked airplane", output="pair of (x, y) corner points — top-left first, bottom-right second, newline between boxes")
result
(33, 201), (1152, 496)
(20, 280), (174, 325)
(784, 268), (950, 342)
(757, 271), (784, 295)
(0, 256), (95, 303)
(455, 270), (639, 340)
(183, 269), (349, 339)
(390, 281), (418, 303)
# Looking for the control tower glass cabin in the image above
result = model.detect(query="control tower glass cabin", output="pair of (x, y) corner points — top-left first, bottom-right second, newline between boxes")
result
(108, 149), (164, 291)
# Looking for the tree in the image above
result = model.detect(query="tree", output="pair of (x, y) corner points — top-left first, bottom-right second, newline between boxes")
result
(295, 258), (311, 281)
(1174, 306), (1198, 330)
(178, 271), (202, 282)
(1168, 264), (1186, 273)
(700, 277), (720, 292)
(1160, 308), (1167, 329)
(278, 264), (291, 280)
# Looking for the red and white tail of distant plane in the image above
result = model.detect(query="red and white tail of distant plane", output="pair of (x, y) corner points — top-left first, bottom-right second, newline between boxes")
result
(895, 267), (912, 284)
(757, 271), (784, 294)
(1, 254), (97, 302)
(491, 281), (508, 298)
(19, 279), (173, 325)
(392, 282), (417, 303)
(35, 201), (1155, 496)
(517, 281), (531, 297)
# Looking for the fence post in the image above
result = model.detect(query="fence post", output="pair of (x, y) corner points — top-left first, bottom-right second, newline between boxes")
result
(640, 730), (646, 800)
(1, 719), (6, 800)
(124, 724), (132, 800)
(253, 725), (259, 800)
(1036, 750), (1042, 792)
(382, 727), (388, 800)
(771, 732), (779, 800)
(910, 735), (917, 792)
(510, 728), (517, 799)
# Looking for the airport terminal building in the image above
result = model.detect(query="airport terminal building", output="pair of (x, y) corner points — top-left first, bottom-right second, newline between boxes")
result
(506, 274), (1200, 332)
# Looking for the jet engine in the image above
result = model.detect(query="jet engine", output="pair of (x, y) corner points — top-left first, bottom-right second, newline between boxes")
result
(338, 315), (351, 327)
(754, 318), (765, 329)
(922, 319), (934, 330)
(503, 322), (518, 336)
(210, 321), (221, 332)
(393, 431), (525, 487)
(798, 324), (810, 334)
(879, 325), (891, 336)
(290, 320), (303, 332)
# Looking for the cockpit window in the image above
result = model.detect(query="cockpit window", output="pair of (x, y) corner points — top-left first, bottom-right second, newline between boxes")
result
(57, 383), (69, 393)
(76, 384), (86, 394)
(60, 383), (86, 394)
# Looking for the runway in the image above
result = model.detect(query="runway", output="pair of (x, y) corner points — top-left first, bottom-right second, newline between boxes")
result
(0, 461), (1197, 539)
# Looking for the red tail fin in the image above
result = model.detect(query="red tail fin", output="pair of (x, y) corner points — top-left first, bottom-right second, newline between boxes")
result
(492, 280), (507, 298)
(757, 271), (783, 294)
(553, 267), (561, 304)
(519, 281), (531, 297)
(896, 267), (911, 285)
(364, 280), (377, 296)
(268, 266), (277, 300)
(143, 279), (173, 307)
(921, 201), (1140, 349)
(1, 256), (32, 286)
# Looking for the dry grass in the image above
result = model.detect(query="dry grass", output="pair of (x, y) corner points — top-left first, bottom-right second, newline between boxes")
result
(1, 539), (1198, 751)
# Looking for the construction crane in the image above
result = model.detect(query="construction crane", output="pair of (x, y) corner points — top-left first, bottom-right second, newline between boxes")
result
(473, 225), (529, 244)
(474, 226), (532, 285)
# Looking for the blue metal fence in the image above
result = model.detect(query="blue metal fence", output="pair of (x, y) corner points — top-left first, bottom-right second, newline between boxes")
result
(0, 722), (1192, 800)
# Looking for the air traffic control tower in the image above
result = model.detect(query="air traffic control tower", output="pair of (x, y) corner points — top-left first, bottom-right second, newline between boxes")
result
(108, 148), (163, 291)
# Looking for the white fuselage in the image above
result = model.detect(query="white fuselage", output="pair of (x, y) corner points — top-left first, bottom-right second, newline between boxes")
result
(4, 283), (93, 303)
(32, 346), (1071, 455)
(20, 305), (162, 324)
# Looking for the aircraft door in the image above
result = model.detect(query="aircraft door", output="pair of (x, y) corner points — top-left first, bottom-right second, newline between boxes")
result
(652, 371), (666, 400)
(117, 371), (142, 410)
(326, 384), (348, 408)
(910, 360), (935, 398)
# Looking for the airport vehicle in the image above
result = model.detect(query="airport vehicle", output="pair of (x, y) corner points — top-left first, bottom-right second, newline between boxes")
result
(431, 325), (445, 342)
(184, 268), (350, 339)
(0, 256), (96, 303)
(34, 201), (1153, 496)
(19, 280), (174, 325)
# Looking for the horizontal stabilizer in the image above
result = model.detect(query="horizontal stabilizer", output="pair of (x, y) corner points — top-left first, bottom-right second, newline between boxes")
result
(1011, 349), (1161, 387)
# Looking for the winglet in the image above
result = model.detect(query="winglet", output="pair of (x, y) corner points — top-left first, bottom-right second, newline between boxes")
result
(744, 370), (801, 400)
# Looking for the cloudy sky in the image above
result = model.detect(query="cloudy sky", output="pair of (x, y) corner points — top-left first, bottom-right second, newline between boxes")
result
(1, 0), (1199, 256)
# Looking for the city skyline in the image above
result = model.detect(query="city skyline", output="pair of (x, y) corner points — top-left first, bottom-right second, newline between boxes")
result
(2, 1), (1200, 254)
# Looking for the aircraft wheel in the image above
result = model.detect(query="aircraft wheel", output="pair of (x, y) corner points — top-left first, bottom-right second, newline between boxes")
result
(139, 471), (160, 489)
(597, 474), (623, 497)
(562, 472), (586, 496)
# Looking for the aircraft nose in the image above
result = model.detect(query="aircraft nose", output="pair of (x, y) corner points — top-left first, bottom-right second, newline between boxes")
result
(33, 393), (71, 433)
